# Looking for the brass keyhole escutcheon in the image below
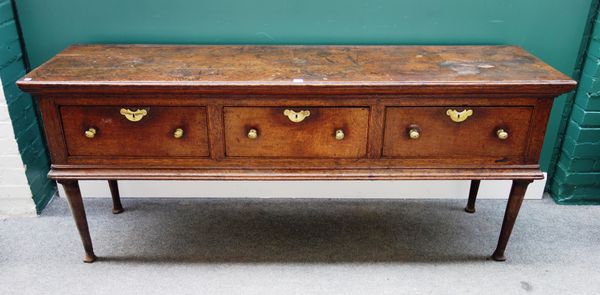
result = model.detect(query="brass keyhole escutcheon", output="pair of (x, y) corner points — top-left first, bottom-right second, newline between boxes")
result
(283, 109), (310, 123)
(120, 108), (148, 122)
(446, 109), (473, 123)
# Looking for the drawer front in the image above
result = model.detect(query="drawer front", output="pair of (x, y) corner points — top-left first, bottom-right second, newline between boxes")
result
(383, 106), (533, 159)
(224, 107), (369, 158)
(61, 106), (209, 157)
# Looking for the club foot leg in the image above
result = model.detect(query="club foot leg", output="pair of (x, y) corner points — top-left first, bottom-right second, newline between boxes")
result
(108, 180), (124, 214)
(464, 180), (480, 214)
(491, 179), (532, 262)
(83, 253), (98, 263)
(491, 250), (506, 262)
(59, 180), (98, 263)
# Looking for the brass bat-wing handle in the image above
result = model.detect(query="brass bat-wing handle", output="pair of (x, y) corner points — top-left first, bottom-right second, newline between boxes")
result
(446, 109), (473, 123)
(283, 109), (310, 123)
(120, 108), (148, 122)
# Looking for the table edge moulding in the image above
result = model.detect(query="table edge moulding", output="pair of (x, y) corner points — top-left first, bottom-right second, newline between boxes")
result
(17, 44), (576, 263)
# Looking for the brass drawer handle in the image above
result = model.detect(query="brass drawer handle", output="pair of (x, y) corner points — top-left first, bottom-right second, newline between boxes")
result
(409, 128), (420, 139)
(283, 109), (310, 123)
(173, 128), (184, 139)
(247, 128), (258, 139)
(496, 129), (509, 140)
(335, 129), (345, 140)
(446, 109), (473, 123)
(84, 127), (96, 139)
(407, 124), (421, 139)
(120, 108), (148, 122)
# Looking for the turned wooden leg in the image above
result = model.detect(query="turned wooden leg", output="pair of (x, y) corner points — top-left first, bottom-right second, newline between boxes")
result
(465, 180), (480, 213)
(491, 179), (532, 261)
(108, 180), (124, 214)
(59, 180), (97, 263)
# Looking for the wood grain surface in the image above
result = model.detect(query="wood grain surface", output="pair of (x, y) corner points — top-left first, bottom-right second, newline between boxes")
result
(17, 45), (575, 95)
(60, 106), (209, 157)
(224, 107), (369, 158)
(382, 106), (533, 158)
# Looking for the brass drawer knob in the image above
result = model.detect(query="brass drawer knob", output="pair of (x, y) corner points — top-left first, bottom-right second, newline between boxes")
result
(335, 129), (345, 140)
(84, 127), (96, 139)
(173, 128), (184, 139)
(446, 109), (473, 123)
(409, 128), (420, 139)
(120, 108), (148, 122)
(497, 129), (509, 140)
(247, 128), (258, 139)
(283, 109), (310, 123)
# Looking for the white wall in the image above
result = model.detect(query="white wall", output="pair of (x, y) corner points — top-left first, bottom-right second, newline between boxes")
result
(0, 80), (36, 217)
(62, 177), (546, 200)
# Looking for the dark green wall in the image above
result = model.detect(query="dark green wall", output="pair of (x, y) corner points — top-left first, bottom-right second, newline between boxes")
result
(14, 0), (594, 171)
(549, 5), (600, 204)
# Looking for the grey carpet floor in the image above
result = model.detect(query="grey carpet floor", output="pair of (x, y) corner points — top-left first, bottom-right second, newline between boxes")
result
(1, 196), (599, 294)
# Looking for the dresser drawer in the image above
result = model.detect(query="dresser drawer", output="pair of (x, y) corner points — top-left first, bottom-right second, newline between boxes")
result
(224, 107), (369, 158)
(60, 106), (209, 157)
(383, 106), (533, 159)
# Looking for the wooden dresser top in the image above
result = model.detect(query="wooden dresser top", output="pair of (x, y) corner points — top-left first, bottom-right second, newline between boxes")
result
(18, 44), (576, 95)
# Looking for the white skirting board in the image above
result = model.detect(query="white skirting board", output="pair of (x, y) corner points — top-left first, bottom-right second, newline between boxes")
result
(59, 174), (546, 200)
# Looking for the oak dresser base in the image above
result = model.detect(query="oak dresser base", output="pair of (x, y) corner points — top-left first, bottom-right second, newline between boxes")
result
(17, 45), (576, 262)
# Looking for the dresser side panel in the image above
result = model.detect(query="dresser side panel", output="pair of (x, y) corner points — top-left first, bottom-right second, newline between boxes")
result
(36, 96), (68, 164)
(525, 97), (555, 164)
